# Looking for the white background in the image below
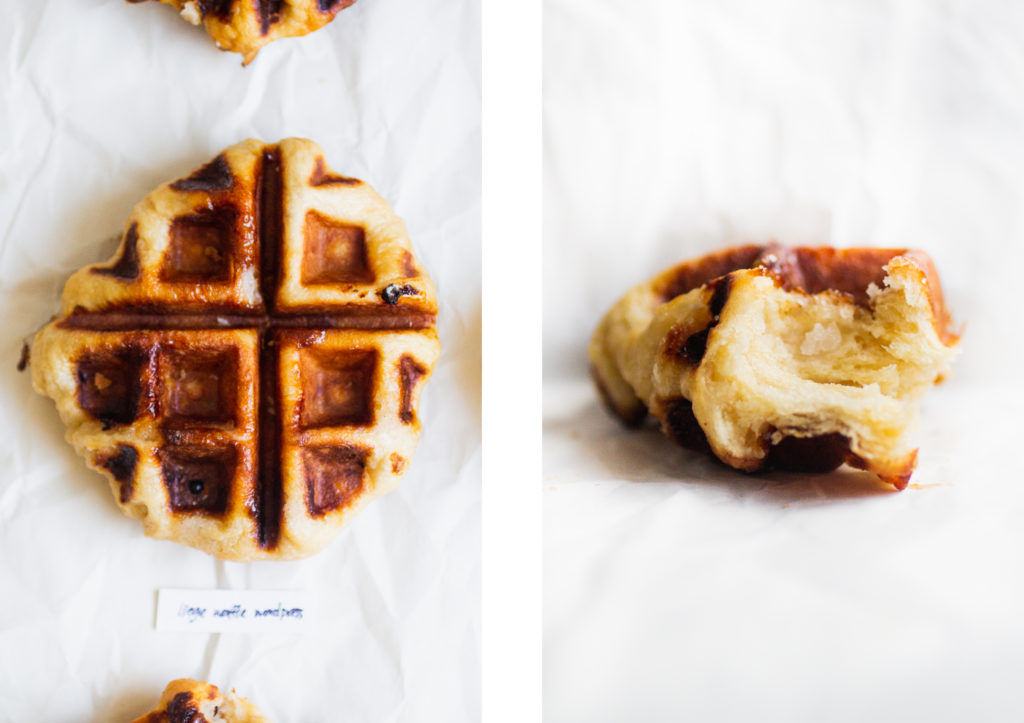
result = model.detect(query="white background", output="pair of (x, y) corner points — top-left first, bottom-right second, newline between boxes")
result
(0, 0), (480, 720)
(545, 0), (1024, 720)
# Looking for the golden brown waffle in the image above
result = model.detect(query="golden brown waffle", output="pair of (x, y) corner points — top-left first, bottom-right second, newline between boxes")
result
(127, 0), (357, 64)
(590, 245), (959, 489)
(132, 679), (269, 723)
(31, 138), (439, 560)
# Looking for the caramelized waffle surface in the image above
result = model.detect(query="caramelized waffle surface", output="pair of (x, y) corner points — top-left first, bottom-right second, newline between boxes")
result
(127, 0), (357, 64)
(589, 245), (959, 489)
(31, 138), (439, 560)
(132, 679), (269, 723)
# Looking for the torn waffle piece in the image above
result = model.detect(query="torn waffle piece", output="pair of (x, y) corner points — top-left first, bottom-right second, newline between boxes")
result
(31, 138), (439, 560)
(127, 0), (357, 64)
(131, 679), (269, 723)
(589, 245), (959, 488)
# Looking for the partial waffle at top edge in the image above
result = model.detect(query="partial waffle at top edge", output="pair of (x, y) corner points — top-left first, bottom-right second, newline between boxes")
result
(58, 137), (437, 330)
(650, 244), (957, 344)
(131, 0), (358, 65)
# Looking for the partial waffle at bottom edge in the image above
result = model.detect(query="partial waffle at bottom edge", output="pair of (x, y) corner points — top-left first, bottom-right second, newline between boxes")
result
(131, 678), (270, 723)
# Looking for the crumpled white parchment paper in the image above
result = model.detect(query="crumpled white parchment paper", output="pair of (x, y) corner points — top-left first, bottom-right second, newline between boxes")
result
(544, 1), (1024, 720)
(0, 1), (480, 720)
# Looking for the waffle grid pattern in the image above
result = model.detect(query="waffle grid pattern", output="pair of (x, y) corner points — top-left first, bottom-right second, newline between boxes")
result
(34, 139), (439, 559)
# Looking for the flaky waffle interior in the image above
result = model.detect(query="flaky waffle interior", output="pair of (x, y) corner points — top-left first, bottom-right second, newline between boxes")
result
(590, 245), (959, 488)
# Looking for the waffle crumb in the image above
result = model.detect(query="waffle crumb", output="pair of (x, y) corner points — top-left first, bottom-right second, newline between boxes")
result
(800, 322), (842, 355)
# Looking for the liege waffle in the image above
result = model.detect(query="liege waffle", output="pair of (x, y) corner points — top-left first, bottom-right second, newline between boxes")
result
(31, 138), (439, 560)
(590, 245), (959, 488)
(127, 0), (357, 64)
(132, 679), (269, 723)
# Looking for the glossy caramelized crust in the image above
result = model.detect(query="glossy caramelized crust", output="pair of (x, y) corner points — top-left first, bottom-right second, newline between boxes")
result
(132, 679), (270, 723)
(127, 0), (357, 64)
(589, 245), (959, 489)
(31, 138), (439, 560)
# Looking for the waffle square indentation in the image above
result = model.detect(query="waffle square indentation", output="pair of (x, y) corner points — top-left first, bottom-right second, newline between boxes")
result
(76, 348), (147, 428)
(162, 206), (236, 282)
(159, 348), (238, 427)
(302, 445), (367, 516)
(398, 355), (427, 424)
(301, 210), (372, 284)
(159, 444), (236, 515)
(299, 348), (377, 428)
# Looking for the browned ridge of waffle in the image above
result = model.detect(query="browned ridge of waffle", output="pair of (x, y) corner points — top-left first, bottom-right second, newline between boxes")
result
(652, 244), (958, 344)
(32, 138), (440, 560)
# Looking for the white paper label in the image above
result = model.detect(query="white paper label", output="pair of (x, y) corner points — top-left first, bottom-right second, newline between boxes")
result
(155, 588), (314, 633)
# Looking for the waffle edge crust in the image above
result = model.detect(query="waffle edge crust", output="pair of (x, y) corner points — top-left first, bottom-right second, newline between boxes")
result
(127, 0), (358, 65)
(31, 138), (439, 560)
(132, 679), (270, 723)
(589, 245), (960, 489)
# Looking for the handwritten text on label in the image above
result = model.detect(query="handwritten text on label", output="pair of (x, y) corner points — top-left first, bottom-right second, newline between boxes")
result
(156, 589), (313, 633)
